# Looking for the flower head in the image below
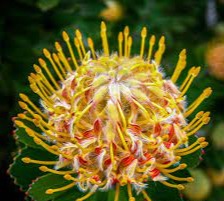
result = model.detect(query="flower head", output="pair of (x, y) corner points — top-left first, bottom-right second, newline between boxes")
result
(100, 0), (124, 22)
(14, 22), (211, 201)
(206, 43), (224, 80)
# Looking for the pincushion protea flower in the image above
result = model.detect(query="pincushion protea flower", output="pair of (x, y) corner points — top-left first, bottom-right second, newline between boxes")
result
(12, 22), (212, 201)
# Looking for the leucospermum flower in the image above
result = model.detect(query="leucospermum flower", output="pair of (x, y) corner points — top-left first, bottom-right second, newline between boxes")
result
(12, 22), (212, 201)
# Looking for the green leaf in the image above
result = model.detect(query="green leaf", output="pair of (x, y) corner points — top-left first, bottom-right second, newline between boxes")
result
(37, 0), (60, 11)
(144, 181), (184, 201)
(28, 173), (75, 201)
(52, 187), (83, 201)
(180, 136), (202, 168)
(9, 147), (56, 191)
(54, 184), (128, 201)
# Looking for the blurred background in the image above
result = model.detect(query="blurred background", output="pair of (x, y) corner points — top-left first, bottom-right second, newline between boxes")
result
(1, 0), (224, 200)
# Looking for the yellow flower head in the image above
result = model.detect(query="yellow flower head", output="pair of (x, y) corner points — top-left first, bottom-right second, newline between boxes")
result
(15, 22), (211, 201)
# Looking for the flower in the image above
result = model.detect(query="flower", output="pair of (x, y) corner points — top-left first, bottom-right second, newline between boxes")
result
(183, 169), (212, 201)
(206, 43), (224, 80)
(14, 22), (211, 201)
(207, 168), (224, 187)
(100, 0), (124, 22)
(211, 122), (224, 149)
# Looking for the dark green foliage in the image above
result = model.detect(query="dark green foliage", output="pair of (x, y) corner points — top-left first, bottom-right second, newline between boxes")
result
(9, 147), (56, 190)
(145, 182), (184, 201)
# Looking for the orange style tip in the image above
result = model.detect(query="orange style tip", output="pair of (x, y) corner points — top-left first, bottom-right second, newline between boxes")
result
(201, 142), (209, 148)
(194, 66), (201, 76)
(33, 119), (40, 126)
(159, 36), (165, 44)
(14, 120), (25, 127)
(203, 111), (210, 117)
(30, 84), (39, 93)
(43, 48), (50, 58)
(51, 145), (58, 150)
(187, 177), (194, 182)
(45, 189), (54, 194)
(74, 37), (79, 46)
(189, 66), (196, 74)
(28, 77), (34, 84)
(25, 128), (34, 136)
(27, 76), (32, 83)
(182, 137), (188, 143)
(180, 49), (186, 56)
(62, 31), (69, 41)
(34, 137), (41, 144)
(38, 58), (46, 66)
(128, 36), (132, 45)
(17, 113), (26, 119)
(52, 53), (59, 61)
(141, 27), (147, 37)
(124, 26), (129, 35)
(180, 163), (187, 169)
(64, 174), (72, 180)
(177, 184), (185, 190)
(203, 117), (210, 124)
(36, 74), (42, 81)
(19, 93), (29, 101)
(118, 32), (123, 41)
(204, 87), (212, 97)
(55, 42), (62, 51)
(39, 166), (48, 172)
(33, 114), (41, 120)
(18, 100), (27, 107)
(198, 137), (206, 143)
(22, 157), (31, 163)
(150, 35), (156, 44)
(175, 156), (181, 161)
(196, 111), (204, 118)
(30, 73), (37, 79)
(101, 21), (107, 31)
(33, 64), (42, 73)
(129, 197), (135, 201)
(75, 29), (82, 39)
(87, 37), (93, 46)
(33, 115), (41, 122)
